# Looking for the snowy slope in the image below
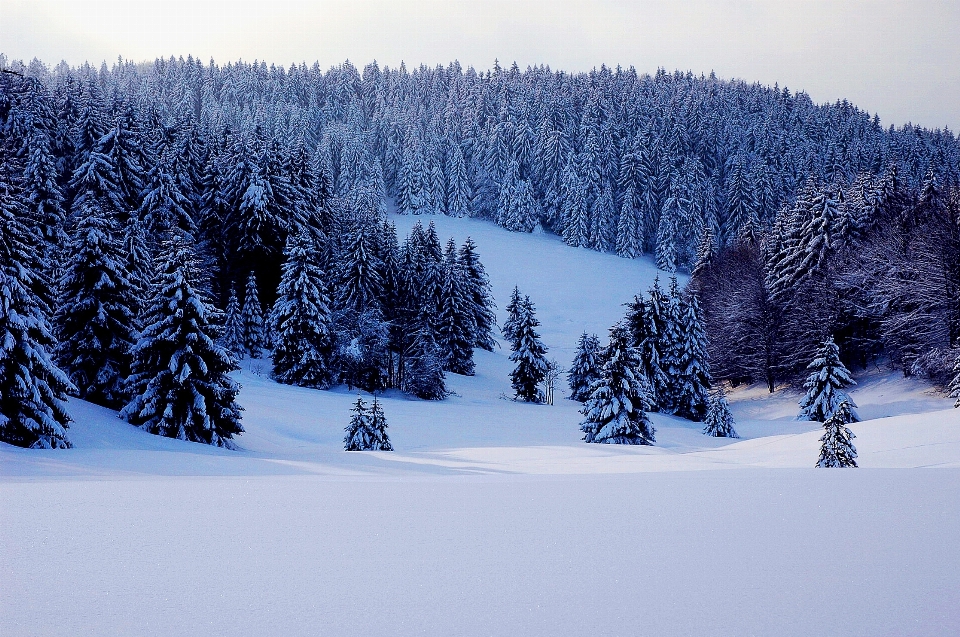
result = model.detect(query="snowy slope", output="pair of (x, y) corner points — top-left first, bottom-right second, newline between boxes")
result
(2, 214), (959, 637)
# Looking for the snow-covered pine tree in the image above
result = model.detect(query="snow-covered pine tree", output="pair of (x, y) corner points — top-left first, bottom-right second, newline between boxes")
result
(509, 295), (549, 402)
(798, 337), (859, 422)
(623, 293), (669, 411)
(54, 203), (138, 409)
(120, 232), (243, 447)
(702, 387), (738, 438)
(337, 221), (382, 314)
(457, 237), (497, 351)
(344, 395), (373, 451)
(220, 286), (245, 360)
(615, 185), (642, 258)
(673, 291), (712, 421)
(270, 230), (336, 388)
(405, 324), (448, 400)
(816, 400), (858, 468)
(580, 324), (655, 445)
(438, 242), (477, 375)
(446, 142), (472, 217)
(242, 271), (265, 358)
(369, 395), (393, 451)
(502, 285), (524, 347)
(567, 332), (602, 402)
(0, 174), (75, 449)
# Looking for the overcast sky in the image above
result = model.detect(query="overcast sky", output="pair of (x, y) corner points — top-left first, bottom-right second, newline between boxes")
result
(3, 0), (958, 130)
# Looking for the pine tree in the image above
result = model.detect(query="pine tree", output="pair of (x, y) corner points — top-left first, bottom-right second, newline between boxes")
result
(615, 185), (642, 258)
(120, 233), (243, 447)
(950, 351), (960, 409)
(438, 245), (477, 375)
(369, 395), (393, 451)
(446, 143), (472, 217)
(509, 295), (549, 402)
(567, 332), (602, 402)
(242, 271), (265, 358)
(405, 325), (448, 400)
(623, 293), (669, 411)
(220, 287), (245, 360)
(673, 293), (712, 421)
(337, 222), (382, 314)
(580, 324), (655, 445)
(703, 388), (738, 438)
(458, 237), (497, 351)
(344, 395), (373, 451)
(816, 400), (858, 468)
(798, 337), (859, 422)
(0, 176), (75, 449)
(270, 230), (335, 388)
(55, 205), (138, 409)
(502, 285), (524, 346)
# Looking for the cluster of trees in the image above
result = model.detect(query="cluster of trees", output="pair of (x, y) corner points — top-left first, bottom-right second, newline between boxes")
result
(692, 168), (960, 395)
(0, 66), (495, 449)
(569, 277), (729, 445)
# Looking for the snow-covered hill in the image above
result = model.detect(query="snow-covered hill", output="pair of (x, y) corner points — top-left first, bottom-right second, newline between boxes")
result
(2, 214), (959, 637)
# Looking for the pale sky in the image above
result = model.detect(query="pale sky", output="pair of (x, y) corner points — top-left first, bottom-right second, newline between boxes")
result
(3, 0), (958, 130)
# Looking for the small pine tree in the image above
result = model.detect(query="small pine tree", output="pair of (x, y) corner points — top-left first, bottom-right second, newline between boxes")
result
(580, 324), (655, 445)
(673, 293), (712, 421)
(120, 233), (243, 447)
(703, 388), (738, 438)
(369, 395), (393, 451)
(502, 285), (524, 346)
(509, 295), (549, 402)
(798, 338), (859, 422)
(458, 237), (497, 352)
(816, 400), (858, 468)
(242, 271), (265, 358)
(567, 332), (602, 402)
(344, 395), (373, 451)
(220, 287), (245, 360)
(438, 249), (477, 376)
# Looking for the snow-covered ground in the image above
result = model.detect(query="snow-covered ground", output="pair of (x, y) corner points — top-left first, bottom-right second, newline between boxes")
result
(3, 213), (959, 636)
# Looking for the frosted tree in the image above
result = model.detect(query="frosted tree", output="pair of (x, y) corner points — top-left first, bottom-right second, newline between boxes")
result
(242, 271), (265, 358)
(501, 285), (524, 347)
(220, 287), (245, 360)
(950, 351), (960, 408)
(0, 176), (75, 449)
(270, 230), (335, 388)
(816, 400), (858, 468)
(509, 295), (549, 402)
(344, 395), (373, 451)
(567, 332), (602, 402)
(337, 222), (382, 314)
(405, 325), (448, 400)
(138, 146), (196, 238)
(446, 143), (472, 217)
(580, 324), (655, 445)
(54, 205), (138, 409)
(438, 248), (477, 375)
(798, 337), (859, 422)
(120, 233), (243, 447)
(673, 293), (711, 421)
(615, 185), (642, 258)
(458, 237), (497, 351)
(703, 388), (738, 438)
(369, 395), (393, 451)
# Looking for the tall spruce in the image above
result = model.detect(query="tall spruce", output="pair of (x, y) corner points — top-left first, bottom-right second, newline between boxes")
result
(54, 204), (138, 409)
(120, 233), (243, 447)
(0, 175), (75, 449)
(509, 294), (549, 402)
(270, 230), (335, 388)
(220, 287), (245, 360)
(458, 237), (497, 351)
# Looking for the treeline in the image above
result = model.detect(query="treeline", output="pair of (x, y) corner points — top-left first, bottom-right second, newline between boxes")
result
(692, 168), (960, 391)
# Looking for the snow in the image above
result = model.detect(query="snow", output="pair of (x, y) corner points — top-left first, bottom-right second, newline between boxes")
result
(2, 213), (960, 636)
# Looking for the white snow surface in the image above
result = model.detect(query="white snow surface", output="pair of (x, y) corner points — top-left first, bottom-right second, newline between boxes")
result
(2, 214), (959, 636)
